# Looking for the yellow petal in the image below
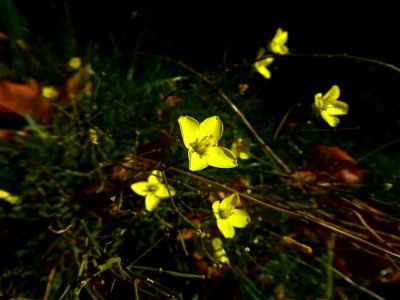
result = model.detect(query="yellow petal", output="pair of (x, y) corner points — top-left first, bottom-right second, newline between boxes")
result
(220, 193), (240, 211)
(217, 219), (235, 238)
(199, 116), (223, 145)
(227, 209), (251, 228)
(207, 147), (238, 169)
(188, 151), (209, 171)
(145, 193), (160, 211)
(254, 58), (273, 79)
(155, 183), (176, 198)
(130, 181), (149, 196)
(270, 43), (289, 55)
(326, 101), (348, 115)
(148, 170), (162, 184)
(276, 28), (288, 44)
(178, 116), (200, 149)
(314, 93), (324, 109)
(239, 152), (250, 160)
(323, 85), (340, 101)
(321, 111), (339, 127)
(212, 200), (221, 219)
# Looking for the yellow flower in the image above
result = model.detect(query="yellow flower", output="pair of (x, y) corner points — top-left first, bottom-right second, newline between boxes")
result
(178, 116), (238, 171)
(238, 83), (249, 95)
(212, 193), (251, 239)
(212, 237), (230, 266)
(68, 57), (82, 70)
(254, 48), (274, 79)
(268, 27), (289, 55)
(314, 85), (348, 127)
(130, 170), (176, 211)
(88, 129), (98, 145)
(42, 86), (58, 99)
(231, 138), (251, 160)
(0, 189), (20, 205)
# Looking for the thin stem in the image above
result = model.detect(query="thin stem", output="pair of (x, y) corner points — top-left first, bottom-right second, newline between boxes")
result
(161, 170), (198, 230)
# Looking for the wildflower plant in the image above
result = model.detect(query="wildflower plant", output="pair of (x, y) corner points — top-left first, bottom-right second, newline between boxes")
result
(1, 3), (400, 300)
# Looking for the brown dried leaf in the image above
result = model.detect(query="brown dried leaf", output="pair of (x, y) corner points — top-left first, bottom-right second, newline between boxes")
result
(0, 78), (52, 124)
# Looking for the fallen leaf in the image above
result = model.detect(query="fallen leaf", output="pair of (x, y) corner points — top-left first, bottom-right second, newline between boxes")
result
(0, 78), (52, 124)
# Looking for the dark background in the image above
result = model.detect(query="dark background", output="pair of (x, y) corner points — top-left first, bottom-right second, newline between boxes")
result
(12, 2), (400, 66)
(7, 1), (400, 146)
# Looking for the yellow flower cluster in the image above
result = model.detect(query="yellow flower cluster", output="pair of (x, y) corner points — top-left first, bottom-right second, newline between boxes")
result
(254, 27), (289, 79)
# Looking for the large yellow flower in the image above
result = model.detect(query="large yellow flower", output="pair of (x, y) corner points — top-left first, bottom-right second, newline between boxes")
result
(178, 116), (238, 171)
(254, 48), (274, 79)
(314, 85), (348, 127)
(212, 193), (251, 239)
(130, 170), (176, 211)
(268, 27), (289, 55)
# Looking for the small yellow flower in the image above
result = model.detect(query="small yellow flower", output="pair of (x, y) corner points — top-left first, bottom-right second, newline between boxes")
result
(0, 189), (20, 205)
(238, 83), (249, 95)
(212, 237), (230, 266)
(178, 116), (238, 171)
(130, 170), (176, 211)
(254, 48), (274, 79)
(68, 57), (82, 70)
(212, 193), (251, 239)
(231, 138), (251, 160)
(88, 129), (98, 145)
(42, 86), (58, 99)
(268, 27), (289, 55)
(314, 85), (348, 127)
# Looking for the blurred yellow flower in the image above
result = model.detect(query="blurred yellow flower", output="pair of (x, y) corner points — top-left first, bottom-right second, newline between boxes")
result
(212, 193), (251, 239)
(238, 83), (249, 95)
(254, 48), (274, 79)
(0, 189), (20, 205)
(314, 85), (348, 127)
(68, 57), (82, 70)
(178, 116), (237, 171)
(42, 86), (58, 99)
(231, 138), (251, 160)
(268, 27), (289, 55)
(130, 170), (176, 211)
(212, 237), (230, 266)
(88, 129), (98, 145)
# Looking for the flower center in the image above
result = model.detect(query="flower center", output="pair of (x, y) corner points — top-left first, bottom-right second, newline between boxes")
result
(147, 184), (159, 193)
(219, 207), (234, 219)
(189, 135), (213, 156)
